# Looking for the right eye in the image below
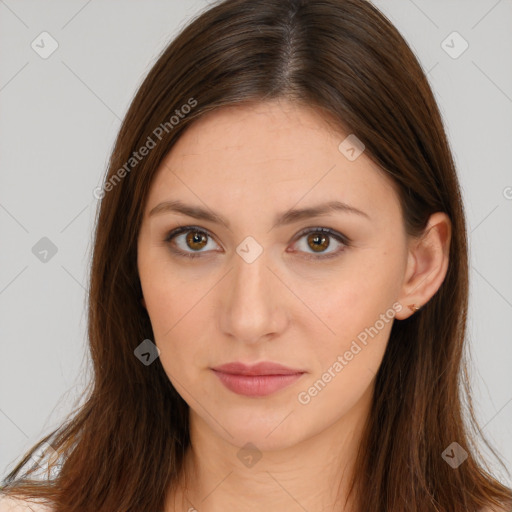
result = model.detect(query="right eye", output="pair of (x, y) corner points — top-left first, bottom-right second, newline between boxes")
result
(164, 226), (220, 259)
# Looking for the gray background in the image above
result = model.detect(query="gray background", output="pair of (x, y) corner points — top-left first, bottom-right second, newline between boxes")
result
(1, 0), (511, 485)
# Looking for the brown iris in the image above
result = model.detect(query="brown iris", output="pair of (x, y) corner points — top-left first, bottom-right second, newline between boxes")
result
(307, 232), (330, 252)
(183, 229), (331, 254)
(186, 230), (208, 251)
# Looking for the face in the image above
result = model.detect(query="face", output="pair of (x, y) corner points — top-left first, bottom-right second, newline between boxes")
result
(137, 99), (411, 451)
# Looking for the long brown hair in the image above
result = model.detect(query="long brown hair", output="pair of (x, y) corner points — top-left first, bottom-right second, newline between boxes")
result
(2, 0), (511, 510)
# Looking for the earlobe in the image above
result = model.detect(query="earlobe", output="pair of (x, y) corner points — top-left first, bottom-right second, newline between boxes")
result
(407, 304), (420, 313)
(395, 212), (451, 320)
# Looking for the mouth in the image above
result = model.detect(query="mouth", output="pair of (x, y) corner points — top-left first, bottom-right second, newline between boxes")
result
(210, 361), (306, 397)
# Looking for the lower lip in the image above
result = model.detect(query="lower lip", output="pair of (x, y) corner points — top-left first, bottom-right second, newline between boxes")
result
(212, 370), (304, 397)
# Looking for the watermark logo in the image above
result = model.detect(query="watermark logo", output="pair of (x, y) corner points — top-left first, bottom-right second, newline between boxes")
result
(442, 441), (468, 468)
(236, 236), (264, 264)
(30, 441), (62, 478)
(32, 237), (58, 263)
(31, 31), (59, 59)
(338, 134), (365, 161)
(134, 338), (161, 366)
(237, 442), (262, 468)
(441, 31), (469, 60)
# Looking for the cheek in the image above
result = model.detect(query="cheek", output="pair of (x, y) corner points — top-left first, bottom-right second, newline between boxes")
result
(296, 281), (395, 418)
(143, 279), (207, 396)
(139, 266), (216, 377)
(307, 252), (402, 363)
(139, 249), (197, 336)
(316, 292), (392, 374)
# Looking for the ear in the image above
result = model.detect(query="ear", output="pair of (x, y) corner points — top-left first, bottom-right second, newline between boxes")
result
(394, 212), (451, 320)
(140, 296), (147, 309)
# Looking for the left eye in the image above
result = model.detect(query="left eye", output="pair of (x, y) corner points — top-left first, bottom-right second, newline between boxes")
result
(290, 227), (349, 260)
(164, 226), (350, 260)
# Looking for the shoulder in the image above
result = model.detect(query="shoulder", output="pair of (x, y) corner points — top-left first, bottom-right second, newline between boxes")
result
(0, 495), (53, 512)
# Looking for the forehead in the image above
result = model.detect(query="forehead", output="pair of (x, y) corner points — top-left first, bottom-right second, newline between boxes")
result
(145, 100), (401, 223)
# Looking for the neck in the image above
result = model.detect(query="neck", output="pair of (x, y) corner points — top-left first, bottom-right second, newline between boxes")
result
(166, 384), (373, 512)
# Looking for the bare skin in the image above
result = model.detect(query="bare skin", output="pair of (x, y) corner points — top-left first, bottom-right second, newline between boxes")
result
(136, 98), (451, 512)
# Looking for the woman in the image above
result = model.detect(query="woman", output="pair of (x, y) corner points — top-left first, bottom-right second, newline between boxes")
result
(1, 0), (511, 511)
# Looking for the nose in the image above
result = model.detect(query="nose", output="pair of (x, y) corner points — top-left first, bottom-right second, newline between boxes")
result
(219, 250), (288, 345)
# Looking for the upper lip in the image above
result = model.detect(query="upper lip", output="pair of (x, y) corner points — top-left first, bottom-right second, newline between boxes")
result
(211, 361), (306, 376)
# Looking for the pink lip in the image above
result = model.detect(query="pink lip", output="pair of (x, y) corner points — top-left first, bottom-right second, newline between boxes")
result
(211, 362), (306, 397)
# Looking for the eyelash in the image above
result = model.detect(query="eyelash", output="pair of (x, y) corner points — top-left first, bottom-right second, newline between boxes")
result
(164, 225), (351, 261)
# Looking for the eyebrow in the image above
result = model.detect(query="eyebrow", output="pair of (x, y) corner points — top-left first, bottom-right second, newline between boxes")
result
(148, 199), (370, 229)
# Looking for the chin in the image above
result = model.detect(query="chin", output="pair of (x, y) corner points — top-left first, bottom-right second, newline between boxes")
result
(203, 406), (309, 452)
